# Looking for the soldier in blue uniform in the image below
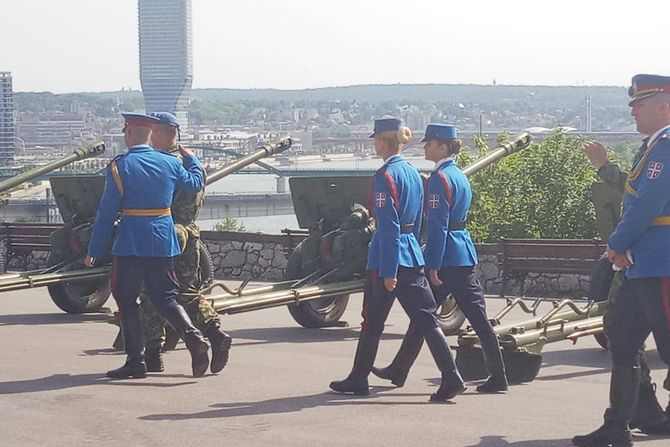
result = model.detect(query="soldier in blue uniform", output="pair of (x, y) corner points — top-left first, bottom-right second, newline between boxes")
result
(329, 118), (466, 401)
(372, 124), (508, 393)
(573, 74), (670, 447)
(85, 112), (210, 379)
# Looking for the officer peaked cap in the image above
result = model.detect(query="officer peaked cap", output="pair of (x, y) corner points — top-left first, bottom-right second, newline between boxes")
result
(628, 74), (670, 106)
(121, 112), (160, 129)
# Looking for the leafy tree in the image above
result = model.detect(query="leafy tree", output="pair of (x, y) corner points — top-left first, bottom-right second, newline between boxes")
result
(462, 131), (600, 242)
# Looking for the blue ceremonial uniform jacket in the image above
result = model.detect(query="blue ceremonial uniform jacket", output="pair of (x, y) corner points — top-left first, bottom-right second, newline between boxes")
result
(423, 158), (478, 269)
(608, 129), (670, 278)
(87, 145), (204, 259)
(366, 155), (425, 278)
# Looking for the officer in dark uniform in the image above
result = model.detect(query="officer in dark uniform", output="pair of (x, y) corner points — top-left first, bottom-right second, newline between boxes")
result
(329, 118), (465, 401)
(573, 74), (670, 447)
(584, 136), (670, 433)
(372, 124), (508, 393)
(85, 112), (210, 379)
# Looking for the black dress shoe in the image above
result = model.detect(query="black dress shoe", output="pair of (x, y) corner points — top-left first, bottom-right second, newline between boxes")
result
(572, 425), (633, 447)
(475, 376), (508, 393)
(429, 382), (466, 402)
(371, 366), (406, 387)
(329, 377), (369, 396)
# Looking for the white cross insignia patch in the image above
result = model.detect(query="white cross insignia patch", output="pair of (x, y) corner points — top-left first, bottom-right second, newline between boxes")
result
(647, 161), (664, 179)
(429, 194), (440, 209)
(376, 192), (386, 207)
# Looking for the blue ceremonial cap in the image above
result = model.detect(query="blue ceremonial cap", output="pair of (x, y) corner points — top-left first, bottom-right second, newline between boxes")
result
(121, 112), (160, 128)
(628, 74), (670, 106)
(150, 112), (180, 128)
(420, 124), (458, 142)
(369, 117), (402, 138)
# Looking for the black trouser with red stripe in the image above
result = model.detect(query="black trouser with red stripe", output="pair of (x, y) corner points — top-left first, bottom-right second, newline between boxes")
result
(111, 256), (197, 363)
(362, 267), (439, 337)
(592, 276), (670, 429)
(111, 256), (182, 317)
(609, 276), (670, 368)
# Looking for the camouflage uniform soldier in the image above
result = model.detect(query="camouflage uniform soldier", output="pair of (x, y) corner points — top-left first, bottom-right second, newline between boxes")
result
(583, 137), (670, 435)
(139, 112), (232, 374)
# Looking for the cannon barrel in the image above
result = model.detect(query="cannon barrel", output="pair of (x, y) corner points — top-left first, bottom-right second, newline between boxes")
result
(205, 135), (292, 185)
(462, 132), (531, 176)
(0, 141), (106, 193)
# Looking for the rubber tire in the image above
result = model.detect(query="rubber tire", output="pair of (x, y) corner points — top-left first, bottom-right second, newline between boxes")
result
(198, 239), (215, 289)
(594, 332), (609, 350)
(437, 295), (466, 335)
(285, 241), (350, 328)
(47, 260), (111, 314)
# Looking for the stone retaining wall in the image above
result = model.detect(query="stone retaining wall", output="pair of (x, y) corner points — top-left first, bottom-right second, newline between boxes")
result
(1, 230), (592, 299)
(201, 232), (592, 299)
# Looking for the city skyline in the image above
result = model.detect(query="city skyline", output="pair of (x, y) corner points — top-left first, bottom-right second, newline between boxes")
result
(2, 0), (668, 93)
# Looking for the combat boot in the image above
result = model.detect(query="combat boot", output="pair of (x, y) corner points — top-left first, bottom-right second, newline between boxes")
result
(572, 365), (640, 447)
(330, 332), (380, 396)
(371, 325), (423, 388)
(145, 347), (164, 373)
(107, 311), (147, 379)
(476, 339), (508, 393)
(163, 305), (209, 377)
(424, 327), (466, 402)
(205, 321), (232, 374)
(629, 355), (667, 434)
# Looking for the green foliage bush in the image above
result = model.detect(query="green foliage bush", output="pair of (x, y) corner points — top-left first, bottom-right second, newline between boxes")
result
(213, 217), (246, 232)
(461, 131), (603, 242)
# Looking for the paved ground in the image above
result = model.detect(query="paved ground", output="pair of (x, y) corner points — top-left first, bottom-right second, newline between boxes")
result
(1, 286), (669, 447)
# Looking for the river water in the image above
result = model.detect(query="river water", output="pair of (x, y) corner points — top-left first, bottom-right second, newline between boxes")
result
(199, 155), (435, 233)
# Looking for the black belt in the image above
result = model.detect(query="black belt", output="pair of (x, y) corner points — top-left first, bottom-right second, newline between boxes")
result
(449, 220), (467, 231)
(401, 223), (415, 233)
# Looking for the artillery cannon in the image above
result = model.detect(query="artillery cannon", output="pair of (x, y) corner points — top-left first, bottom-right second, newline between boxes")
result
(0, 137), (291, 313)
(454, 167), (622, 384)
(0, 141), (105, 277)
(204, 133), (533, 330)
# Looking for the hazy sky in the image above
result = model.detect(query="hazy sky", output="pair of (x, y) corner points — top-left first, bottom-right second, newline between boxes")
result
(2, 0), (667, 93)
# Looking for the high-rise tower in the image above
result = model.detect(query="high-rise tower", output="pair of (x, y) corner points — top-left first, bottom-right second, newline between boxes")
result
(0, 72), (15, 165)
(138, 0), (192, 128)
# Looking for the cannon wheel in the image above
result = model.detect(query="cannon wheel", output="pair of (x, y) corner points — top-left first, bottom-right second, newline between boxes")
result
(47, 257), (111, 314)
(437, 295), (466, 335)
(286, 243), (350, 328)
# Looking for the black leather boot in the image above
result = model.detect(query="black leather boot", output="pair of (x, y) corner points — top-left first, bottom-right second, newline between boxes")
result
(145, 347), (164, 373)
(107, 312), (147, 379)
(629, 354), (668, 433)
(476, 338), (509, 393)
(424, 327), (466, 402)
(205, 321), (232, 374)
(572, 365), (640, 447)
(371, 327), (423, 387)
(330, 332), (380, 396)
(163, 305), (209, 378)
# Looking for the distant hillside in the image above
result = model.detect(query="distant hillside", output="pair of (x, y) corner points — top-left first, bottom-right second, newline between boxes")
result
(191, 84), (627, 107)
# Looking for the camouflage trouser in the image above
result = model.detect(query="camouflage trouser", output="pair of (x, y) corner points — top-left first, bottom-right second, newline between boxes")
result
(139, 292), (220, 349)
(139, 227), (220, 349)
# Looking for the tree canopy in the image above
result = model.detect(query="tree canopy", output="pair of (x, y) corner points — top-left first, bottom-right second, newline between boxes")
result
(461, 131), (617, 242)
